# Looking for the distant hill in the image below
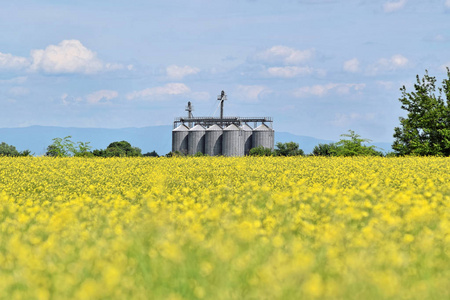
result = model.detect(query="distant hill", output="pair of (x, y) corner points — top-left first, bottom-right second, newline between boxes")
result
(0, 125), (392, 156)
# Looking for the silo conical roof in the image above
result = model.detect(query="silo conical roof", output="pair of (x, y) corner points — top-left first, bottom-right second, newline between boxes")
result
(190, 124), (206, 131)
(253, 123), (271, 131)
(173, 124), (189, 131)
(241, 124), (253, 131)
(207, 124), (222, 131)
(224, 123), (241, 131)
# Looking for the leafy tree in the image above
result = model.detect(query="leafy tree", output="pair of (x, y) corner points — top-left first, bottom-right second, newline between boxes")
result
(275, 142), (304, 156)
(0, 142), (32, 156)
(74, 141), (94, 157)
(249, 146), (275, 156)
(165, 151), (184, 157)
(312, 143), (338, 156)
(93, 141), (142, 157)
(143, 150), (159, 157)
(331, 130), (383, 157)
(393, 69), (450, 156)
(46, 136), (92, 157)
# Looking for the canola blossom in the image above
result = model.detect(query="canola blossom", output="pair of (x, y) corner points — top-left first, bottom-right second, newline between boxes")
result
(0, 156), (449, 299)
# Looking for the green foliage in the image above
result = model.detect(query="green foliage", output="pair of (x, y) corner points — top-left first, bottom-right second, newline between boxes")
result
(0, 142), (32, 157)
(312, 143), (338, 156)
(275, 142), (304, 156)
(249, 146), (275, 156)
(330, 130), (383, 157)
(143, 151), (159, 157)
(165, 151), (184, 157)
(46, 136), (92, 157)
(393, 69), (450, 156)
(92, 141), (142, 157)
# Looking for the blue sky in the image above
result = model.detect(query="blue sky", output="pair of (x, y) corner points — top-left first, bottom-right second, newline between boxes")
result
(1, 0), (450, 143)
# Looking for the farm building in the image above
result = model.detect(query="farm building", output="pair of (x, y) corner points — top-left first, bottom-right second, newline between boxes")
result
(172, 91), (274, 156)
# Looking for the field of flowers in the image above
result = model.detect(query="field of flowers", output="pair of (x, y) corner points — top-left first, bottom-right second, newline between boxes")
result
(0, 156), (449, 299)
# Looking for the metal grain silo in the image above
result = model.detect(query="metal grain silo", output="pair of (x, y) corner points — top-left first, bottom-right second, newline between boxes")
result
(188, 124), (206, 155)
(241, 124), (253, 155)
(205, 124), (223, 156)
(172, 124), (189, 154)
(252, 123), (274, 150)
(222, 123), (244, 157)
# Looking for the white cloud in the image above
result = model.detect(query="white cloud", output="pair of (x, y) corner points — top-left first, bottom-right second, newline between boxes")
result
(390, 54), (408, 67)
(266, 66), (313, 78)
(446, 0), (450, 8)
(236, 85), (270, 102)
(0, 76), (27, 84)
(377, 81), (395, 90)
(343, 58), (360, 73)
(383, 0), (407, 13)
(190, 91), (210, 102)
(367, 54), (409, 75)
(8, 87), (29, 97)
(253, 46), (315, 65)
(166, 65), (200, 79)
(61, 93), (82, 105)
(27, 40), (129, 74)
(433, 34), (447, 42)
(61, 90), (118, 105)
(293, 83), (365, 98)
(331, 113), (376, 127)
(86, 90), (119, 104)
(29, 40), (103, 74)
(0, 52), (29, 70)
(126, 83), (191, 100)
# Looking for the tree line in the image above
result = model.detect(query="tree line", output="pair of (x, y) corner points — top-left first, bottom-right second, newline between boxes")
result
(1, 68), (449, 157)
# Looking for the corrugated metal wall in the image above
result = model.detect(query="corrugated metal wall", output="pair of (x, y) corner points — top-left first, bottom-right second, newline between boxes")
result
(222, 124), (244, 157)
(205, 124), (223, 156)
(241, 124), (253, 155)
(252, 123), (274, 150)
(172, 124), (189, 154)
(188, 125), (206, 155)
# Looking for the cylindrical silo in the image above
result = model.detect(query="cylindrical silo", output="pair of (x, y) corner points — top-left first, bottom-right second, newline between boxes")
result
(252, 123), (274, 151)
(222, 123), (244, 157)
(205, 124), (223, 156)
(172, 124), (189, 154)
(241, 124), (253, 155)
(188, 124), (206, 155)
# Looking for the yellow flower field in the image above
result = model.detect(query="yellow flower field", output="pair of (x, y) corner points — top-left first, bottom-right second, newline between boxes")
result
(0, 157), (449, 299)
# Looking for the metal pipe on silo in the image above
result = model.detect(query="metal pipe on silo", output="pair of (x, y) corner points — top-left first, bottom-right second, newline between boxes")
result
(188, 124), (206, 155)
(241, 123), (253, 155)
(252, 123), (274, 151)
(205, 124), (223, 156)
(222, 123), (244, 157)
(172, 124), (189, 154)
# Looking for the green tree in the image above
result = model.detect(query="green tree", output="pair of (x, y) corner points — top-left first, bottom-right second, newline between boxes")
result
(312, 143), (338, 156)
(165, 151), (184, 157)
(46, 136), (92, 157)
(249, 146), (275, 156)
(143, 150), (159, 157)
(275, 142), (304, 156)
(93, 141), (142, 157)
(0, 142), (31, 156)
(393, 69), (450, 156)
(331, 130), (382, 157)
